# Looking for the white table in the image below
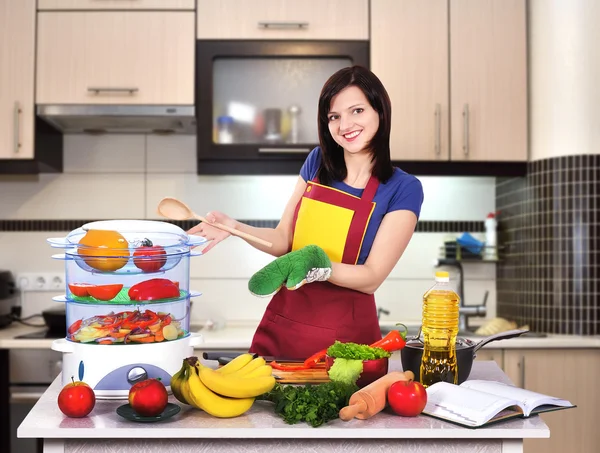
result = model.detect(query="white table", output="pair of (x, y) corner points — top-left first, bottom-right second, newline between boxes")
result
(18, 360), (549, 453)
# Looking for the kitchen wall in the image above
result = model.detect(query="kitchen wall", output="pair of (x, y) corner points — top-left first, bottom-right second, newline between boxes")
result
(493, 0), (600, 336)
(0, 134), (497, 327)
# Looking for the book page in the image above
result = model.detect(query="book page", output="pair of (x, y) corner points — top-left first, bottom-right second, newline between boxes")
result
(460, 380), (574, 416)
(424, 382), (522, 427)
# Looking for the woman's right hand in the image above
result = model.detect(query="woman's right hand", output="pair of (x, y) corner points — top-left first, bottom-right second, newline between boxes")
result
(187, 211), (237, 253)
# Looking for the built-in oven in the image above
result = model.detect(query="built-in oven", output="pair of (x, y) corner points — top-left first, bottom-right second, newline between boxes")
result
(8, 336), (62, 453)
(195, 40), (369, 175)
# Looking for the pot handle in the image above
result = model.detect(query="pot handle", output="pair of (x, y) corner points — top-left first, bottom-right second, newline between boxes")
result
(473, 329), (529, 352)
(189, 332), (204, 347)
(51, 338), (75, 353)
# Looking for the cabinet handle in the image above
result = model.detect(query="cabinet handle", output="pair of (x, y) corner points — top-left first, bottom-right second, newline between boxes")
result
(462, 103), (469, 156)
(519, 355), (526, 388)
(434, 103), (441, 156)
(258, 22), (309, 29)
(258, 147), (310, 154)
(13, 101), (22, 154)
(87, 87), (139, 94)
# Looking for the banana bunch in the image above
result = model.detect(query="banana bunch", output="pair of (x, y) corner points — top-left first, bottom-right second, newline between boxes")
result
(170, 354), (276, 418)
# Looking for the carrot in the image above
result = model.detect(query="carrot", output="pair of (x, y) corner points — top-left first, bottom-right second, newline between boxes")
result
(132, 335), (155, 343)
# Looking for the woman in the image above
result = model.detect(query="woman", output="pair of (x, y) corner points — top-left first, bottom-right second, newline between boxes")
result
(189, 66), (424, 359)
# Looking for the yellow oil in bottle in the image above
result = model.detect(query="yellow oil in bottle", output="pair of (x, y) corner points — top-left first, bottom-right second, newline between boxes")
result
(420, 271), (460, 388)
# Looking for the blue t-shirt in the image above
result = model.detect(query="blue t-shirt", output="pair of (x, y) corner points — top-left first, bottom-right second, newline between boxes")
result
(299, 147), (424, 265)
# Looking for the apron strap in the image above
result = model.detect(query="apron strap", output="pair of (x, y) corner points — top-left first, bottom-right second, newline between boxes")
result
(361, 175), (379, 202)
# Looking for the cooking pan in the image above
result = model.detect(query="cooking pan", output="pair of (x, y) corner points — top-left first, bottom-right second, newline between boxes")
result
(400, 329), (528, 384)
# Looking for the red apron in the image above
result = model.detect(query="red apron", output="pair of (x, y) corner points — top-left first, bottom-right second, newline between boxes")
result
(249, 175), (383, 360)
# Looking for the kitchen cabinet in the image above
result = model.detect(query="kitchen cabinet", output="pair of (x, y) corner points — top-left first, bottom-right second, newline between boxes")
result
(504, 349), (600, 453)
(36, 11), (195, 105)
(197, 0), (369, 40)
(371, 0), (527, 163)
(38, 0), (195, 9)
(450, 0), (527, 162)
(0, 0), (35, 160)
(371, 0), (449, 161)
(474, 348), (503, 370)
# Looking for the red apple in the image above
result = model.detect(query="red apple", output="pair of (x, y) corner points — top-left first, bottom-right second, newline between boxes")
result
(58, 377), (96, 418)
(387, 378), (428, 417)
(128, 378), (168, 417)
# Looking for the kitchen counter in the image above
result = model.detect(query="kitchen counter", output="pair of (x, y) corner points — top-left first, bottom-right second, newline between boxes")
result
(18, 360), (548, 453)
(2, 321), (600, 350)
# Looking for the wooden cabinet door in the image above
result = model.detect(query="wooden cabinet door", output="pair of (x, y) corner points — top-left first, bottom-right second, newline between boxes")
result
(0, 0), (35, 159)
(36, 12), (195, 105)
(474, 348), (503, 370)
(450, 0), (528, 162)
(371, 0), (449, 161)
(197, 0), (368, 40)
(38, 0), (195, 9)
(504, 349), (600, 453)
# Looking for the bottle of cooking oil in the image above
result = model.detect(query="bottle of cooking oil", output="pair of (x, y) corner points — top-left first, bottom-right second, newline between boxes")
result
(420, 271), (460, 388)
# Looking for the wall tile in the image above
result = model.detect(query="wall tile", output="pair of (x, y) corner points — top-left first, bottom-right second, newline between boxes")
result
(418, 176), (496, 221)
(146, 135), (196, 173)
(497, 155), (599, 335)
(0, 174), (145, 219)
(145, 174), (298, 219)
(63, 134), (146, 173)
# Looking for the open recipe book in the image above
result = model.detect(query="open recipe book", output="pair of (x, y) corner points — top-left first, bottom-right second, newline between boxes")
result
(422, 380), (576, 428)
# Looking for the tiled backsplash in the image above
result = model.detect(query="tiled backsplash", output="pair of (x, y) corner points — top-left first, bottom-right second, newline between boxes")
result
(496, 155), (599, 335)
(0, 134), (497, 326)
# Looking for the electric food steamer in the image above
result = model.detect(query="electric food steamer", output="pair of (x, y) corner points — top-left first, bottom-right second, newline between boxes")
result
(47, 220), (204, 399)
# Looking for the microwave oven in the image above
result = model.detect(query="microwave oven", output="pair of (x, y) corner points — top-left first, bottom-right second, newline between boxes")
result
(195, 40), (369, 175)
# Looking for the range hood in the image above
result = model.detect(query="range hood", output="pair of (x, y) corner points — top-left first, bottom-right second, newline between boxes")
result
(36, 105), (196, 134)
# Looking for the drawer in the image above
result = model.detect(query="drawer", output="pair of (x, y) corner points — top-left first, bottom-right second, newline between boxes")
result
(197, 0), (369, 40)
(38, 0), (195, 10)
(36, 11), (195, 105)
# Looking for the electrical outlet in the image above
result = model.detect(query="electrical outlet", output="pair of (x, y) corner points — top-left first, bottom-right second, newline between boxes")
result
(16, 273), (65, 291)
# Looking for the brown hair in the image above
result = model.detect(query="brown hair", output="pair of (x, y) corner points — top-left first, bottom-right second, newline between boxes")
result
(316, 65), (393, 186)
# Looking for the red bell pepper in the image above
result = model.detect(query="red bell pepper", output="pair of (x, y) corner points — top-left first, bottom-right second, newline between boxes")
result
(370, 323), (408, 351)
(302, 348), (328, 367)
(269, 361), (314, 371)
(270, 324), (409, 371)
(128, 278), (180, 301)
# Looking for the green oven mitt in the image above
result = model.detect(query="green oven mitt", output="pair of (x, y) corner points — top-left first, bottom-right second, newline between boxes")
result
(248, 245), (332, 297)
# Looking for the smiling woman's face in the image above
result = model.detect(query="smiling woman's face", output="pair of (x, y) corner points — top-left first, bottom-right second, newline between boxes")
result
(327, 85), (380, 155)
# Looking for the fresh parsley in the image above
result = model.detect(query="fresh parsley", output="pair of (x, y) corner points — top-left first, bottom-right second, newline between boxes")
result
(258, 381), (358, 427)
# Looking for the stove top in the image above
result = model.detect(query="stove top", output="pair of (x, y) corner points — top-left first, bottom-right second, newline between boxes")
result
(15, 329), (63, 340)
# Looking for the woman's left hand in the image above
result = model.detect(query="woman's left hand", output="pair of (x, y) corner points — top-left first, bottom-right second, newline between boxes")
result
(187, 211), (235, 253)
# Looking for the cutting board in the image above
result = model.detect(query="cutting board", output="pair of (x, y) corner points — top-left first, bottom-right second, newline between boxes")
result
(271, 363), (330, 385)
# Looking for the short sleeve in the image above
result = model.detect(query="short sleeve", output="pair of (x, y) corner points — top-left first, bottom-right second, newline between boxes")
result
(388, 176), (424, 220)
(299, 147), (322, 182)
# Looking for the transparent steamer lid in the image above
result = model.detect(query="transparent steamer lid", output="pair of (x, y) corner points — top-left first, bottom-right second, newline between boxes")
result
(48, 220), (205, 275)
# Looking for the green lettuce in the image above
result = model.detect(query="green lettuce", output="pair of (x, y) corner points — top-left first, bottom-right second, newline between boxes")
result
(327, 358), (364, 385)
(326, 340), (391, 360)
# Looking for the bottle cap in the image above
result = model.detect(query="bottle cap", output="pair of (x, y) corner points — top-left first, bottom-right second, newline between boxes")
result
(435, 271), (450, 282)
(217, 115), (234, 125)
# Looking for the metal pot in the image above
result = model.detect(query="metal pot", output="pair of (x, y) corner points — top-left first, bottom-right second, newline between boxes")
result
(400, 329), (528, 384)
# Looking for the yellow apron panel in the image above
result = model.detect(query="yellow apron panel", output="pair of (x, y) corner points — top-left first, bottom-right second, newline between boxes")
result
(291, 198), (353, 263)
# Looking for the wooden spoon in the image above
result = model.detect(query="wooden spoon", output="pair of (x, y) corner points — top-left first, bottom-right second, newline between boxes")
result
(157, 197), (273, 248)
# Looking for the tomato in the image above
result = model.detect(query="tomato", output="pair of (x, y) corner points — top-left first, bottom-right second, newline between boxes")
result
(68, 283), (95, 297)
(387, 379), (428, 417)
(87, 284), (123, 301)
(133, 240), (167, 273)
